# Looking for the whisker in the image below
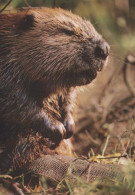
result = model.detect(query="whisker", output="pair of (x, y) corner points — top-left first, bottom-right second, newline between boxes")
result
(110, 53), (125, 63)
(109, 56), (125, 64)
(109, 44), (121, 48)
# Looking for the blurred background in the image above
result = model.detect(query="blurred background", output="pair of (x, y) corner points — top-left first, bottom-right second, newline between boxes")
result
(0, 0), (135, 156)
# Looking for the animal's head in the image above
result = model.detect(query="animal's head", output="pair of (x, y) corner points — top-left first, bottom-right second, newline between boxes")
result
(0, 8), (110, 94)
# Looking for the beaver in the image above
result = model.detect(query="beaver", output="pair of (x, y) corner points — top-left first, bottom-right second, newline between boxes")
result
(0, 8), (110, 173)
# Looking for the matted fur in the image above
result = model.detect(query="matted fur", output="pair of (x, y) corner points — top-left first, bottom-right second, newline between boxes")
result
(0, 8), (109, 172)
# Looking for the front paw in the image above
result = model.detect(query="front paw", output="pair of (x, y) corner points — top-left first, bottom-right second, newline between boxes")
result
(47, 121), (66, 144)
(63, 115), (75, 139)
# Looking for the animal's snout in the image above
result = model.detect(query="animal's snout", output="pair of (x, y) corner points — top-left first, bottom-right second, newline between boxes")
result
(95, 41), (110, 59)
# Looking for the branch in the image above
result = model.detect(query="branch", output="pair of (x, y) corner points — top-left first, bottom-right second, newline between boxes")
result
(0, 0), (12, 13)
(53, 0), (56, 8)
(23, 0), (31, 7)
(123, 57), (134, 97)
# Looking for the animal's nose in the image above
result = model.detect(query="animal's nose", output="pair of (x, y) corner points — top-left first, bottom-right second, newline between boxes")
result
(95, 41), (110, 59)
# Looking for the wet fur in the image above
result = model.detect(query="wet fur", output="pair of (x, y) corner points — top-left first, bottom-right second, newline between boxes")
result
(0, 8), (108, 173)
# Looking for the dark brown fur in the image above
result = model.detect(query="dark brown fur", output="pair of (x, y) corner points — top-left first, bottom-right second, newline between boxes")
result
(0, 8), (109, 173)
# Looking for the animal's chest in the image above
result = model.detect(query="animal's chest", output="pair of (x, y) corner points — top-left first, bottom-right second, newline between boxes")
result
(43, 90), (68, 120)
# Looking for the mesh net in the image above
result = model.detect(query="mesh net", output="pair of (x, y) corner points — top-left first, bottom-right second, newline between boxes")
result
(26, 154), (124, 183)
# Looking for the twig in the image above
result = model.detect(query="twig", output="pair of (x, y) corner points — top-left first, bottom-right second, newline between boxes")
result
(97, 154), (127, 159)
(102, 135), (110, 156)
(0, 0), (12, 13)
(23, 0), (31, 7)
(123, 58), (134, 97)
(53, 0), (56, 8)
(0, 175), (12, 179)
(127, 54), (135, 65)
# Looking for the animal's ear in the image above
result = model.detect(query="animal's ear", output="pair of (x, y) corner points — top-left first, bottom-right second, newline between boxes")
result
(18, 14), (35, 30)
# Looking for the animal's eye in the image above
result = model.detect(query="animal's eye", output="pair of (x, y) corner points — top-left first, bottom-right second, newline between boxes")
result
(62, 29), (75, 36)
